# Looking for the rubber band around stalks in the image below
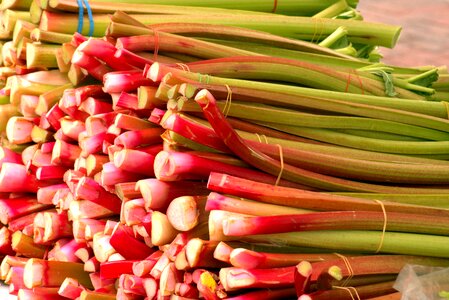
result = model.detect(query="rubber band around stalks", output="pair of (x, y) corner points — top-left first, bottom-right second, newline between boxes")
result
(198, 73), (211, 85)
(345, 70), (365, 94)
(311, 18), (326, 44)
(76, 0), (94, 36)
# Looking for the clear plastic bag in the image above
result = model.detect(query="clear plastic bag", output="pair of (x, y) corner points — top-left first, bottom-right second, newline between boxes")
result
(393, 264), (449, 300)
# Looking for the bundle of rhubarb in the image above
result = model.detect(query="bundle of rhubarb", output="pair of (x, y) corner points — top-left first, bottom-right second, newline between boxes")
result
(0, 1), (449, 299)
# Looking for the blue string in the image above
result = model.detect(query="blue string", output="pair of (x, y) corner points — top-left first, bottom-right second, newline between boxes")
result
(76, 0), (83, 34)
(83, 0), (94, 37)
(76, 0), (94, 36)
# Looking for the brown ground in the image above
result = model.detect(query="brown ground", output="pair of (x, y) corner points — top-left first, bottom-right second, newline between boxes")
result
(358, 0), (449, 67)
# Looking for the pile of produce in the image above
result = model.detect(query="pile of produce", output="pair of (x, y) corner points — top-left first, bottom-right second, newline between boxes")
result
(0, 0), (449, 299)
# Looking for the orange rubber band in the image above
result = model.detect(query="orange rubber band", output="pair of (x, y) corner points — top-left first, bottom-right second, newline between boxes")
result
(272, 0), (278, 13)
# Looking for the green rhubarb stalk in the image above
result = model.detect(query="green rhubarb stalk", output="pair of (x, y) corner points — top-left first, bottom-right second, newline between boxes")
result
(1, 9), (32, 33)
(263, 123), (449, 155)
(26, 43), (59, 68)
(199, 39), (370, 68)
(114, 13), (401, 48)
(29, 0), (43, 24)
(30, 28), (73, 44)
(116, 32), (259, 59)
(0, 0), (32, 10)
(12, 20), (37, 47)
(47, 0), (357, 16)
(313, 0), (350, 18)
(178, 99), (449, 141)
(150, 64), (449, 119)
(184, 56), (424, 98)
(8, 78), (62, 106)
(309, 255), (449, 281)
(147, 21), (359, 59)
(333, 193), (449, 208)
(318, 26), (348, 48)
(184, 112), (449, 165)
(242, 230), (449, 258)
(46, 0), (274, 15)
(35, 83), (74, 116)
(334, 129), (424, 141)
(300, 281), (396, 300)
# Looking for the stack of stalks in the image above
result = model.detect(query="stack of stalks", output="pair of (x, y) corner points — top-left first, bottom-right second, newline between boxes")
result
(0, 1), (449, 299)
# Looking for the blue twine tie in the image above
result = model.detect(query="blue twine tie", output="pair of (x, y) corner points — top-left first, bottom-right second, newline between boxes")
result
(76, 0), (94, 36)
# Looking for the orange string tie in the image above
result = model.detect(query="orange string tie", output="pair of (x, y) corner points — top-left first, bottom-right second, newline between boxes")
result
(345, 72), (352, 93)
(353, 70), (365, 95)
(272, 0), (278, 13)
(316, 18), (326, 44)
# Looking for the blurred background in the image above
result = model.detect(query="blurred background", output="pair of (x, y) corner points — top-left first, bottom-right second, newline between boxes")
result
(358, 0), (449, 67)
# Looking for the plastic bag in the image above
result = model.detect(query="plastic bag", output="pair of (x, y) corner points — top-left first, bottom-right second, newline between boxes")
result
(393, 264), (449, 300)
